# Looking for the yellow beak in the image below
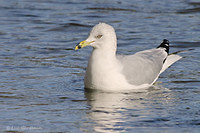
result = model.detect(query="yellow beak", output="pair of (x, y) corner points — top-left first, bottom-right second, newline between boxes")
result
(75, 40), (94, 50)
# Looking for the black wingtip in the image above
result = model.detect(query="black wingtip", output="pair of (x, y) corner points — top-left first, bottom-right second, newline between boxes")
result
(157, 39), (169, 54)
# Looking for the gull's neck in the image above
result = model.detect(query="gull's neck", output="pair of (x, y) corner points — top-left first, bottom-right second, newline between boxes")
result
(84, 42), (121, 89)
(92, 47), (116, 60)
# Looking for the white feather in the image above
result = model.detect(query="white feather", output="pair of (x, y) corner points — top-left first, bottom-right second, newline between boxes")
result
(160, 54), (182, 74)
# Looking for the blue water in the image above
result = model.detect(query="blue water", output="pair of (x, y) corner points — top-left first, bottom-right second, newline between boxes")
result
(0, 0), (200, 132)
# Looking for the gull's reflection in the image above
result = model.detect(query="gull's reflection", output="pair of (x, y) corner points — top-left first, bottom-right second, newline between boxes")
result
(84, 89), (149, 133)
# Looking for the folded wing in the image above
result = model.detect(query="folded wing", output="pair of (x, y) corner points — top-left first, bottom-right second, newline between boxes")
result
(118, 48), (167, 85)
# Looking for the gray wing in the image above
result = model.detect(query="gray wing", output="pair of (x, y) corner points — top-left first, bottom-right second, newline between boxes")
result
(117, 48), (167, 85)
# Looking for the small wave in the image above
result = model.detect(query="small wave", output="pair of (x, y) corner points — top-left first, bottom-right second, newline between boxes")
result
(177, 7), (200, 14)
(172, 41), (200, 48)
(61, 23), (91, 28)
(87, 7), (136, 12)
(171, 80), (200, 83)
(46, 23), (91, 32)
(188, 2), (200, 6)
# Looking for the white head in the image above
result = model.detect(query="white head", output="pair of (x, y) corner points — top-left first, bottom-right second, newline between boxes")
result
(75, 23), (117, 51)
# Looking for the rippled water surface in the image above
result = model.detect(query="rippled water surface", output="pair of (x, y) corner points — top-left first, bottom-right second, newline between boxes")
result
(0, 0), (200, 132)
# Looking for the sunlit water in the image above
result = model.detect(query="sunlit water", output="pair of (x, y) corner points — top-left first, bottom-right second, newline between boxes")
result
(0, 0), (200, 132)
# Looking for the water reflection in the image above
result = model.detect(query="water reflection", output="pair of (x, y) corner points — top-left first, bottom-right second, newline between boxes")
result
(84, 85), (174, 132)
(84, 89), (147, 132)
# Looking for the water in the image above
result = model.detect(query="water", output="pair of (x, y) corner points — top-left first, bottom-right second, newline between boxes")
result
(0, 0), (200, 132)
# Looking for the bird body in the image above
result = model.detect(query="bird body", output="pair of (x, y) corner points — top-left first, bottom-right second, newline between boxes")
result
(75, 23), (182, 92)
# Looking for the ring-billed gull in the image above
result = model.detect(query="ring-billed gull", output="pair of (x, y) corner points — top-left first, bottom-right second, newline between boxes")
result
(75, 23), (182, 92)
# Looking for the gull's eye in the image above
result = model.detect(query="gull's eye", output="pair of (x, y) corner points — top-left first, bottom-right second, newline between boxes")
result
(96, 35), (103, 39)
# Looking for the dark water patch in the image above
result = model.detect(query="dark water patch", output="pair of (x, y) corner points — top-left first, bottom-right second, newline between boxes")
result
(84, 15), (106, 18)
(41, 47), (72, 51)
(59, 96), (69, 100)
(64, 48), (74, 51)
(5, 7), (54, 12)
(0, 95), (24, 99)
(93, 109), (110, 114)
(190, 120), (200, 126)
(31, 19), (55, 25)
(71, 99), (87, 102)
(188, 2), (200, 6)
(87, 7), (136, 12)
(176, 120), (200, 126)
(36, 48), (68, 55)
(18, 103), (49, 107)
(169, 87), (198, 91)
(14, 13), (39, 18)
(0, 92), (13, 94)
(39, 47), (74, 52)
(46, 23), (91, 32)
(26, 0), (89, 5)
(171, 80), (200, 84)
(172, 41), (200, 48)
(0, 32), (7, 35)
(169, 49), (194, 55)
(64, 1), (89, 4)
(141, 118), (170, 123)
(61, 23), (91, 28)
(177, 7), (200, 14)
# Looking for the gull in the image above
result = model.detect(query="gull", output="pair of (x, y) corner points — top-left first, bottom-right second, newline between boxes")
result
(75, 23), (182, 92)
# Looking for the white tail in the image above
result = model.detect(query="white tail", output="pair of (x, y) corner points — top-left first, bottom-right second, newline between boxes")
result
(160, 54), (182, 74)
